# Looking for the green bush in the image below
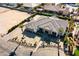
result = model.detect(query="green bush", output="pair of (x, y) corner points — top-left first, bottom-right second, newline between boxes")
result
(74, 48), (79, 56)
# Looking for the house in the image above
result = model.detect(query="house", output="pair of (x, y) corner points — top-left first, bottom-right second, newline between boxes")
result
(25, 16), (68, 36)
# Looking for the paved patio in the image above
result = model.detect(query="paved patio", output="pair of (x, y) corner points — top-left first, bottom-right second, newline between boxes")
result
(0, 7), (30, 35)
(0, 27), (65, 56)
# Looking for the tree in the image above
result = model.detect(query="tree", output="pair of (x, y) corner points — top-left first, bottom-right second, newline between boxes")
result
(76, 8), (79, 13)
(58, 27), (64, 35)
(68, 16), (75, 32)
(19, 24), (25, 39)
(57, 27), (64, 56)
(19, 24), (24, 32)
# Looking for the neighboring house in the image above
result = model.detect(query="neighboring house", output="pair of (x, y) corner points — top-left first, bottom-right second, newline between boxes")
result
(22, 3), (41, 8)
(0, 3), (18, 8)
(65, 3), (79, 13)
(17, 3), (41, 13)
(41, 4), (70, 16)
(25, 16), (68, 35)
(0, 3), (41, 13)
(74, 16), (79, 29)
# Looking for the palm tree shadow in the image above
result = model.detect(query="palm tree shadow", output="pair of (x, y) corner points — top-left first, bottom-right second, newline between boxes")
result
(9, 51), (16, 56)
(9, 44), (20, 56)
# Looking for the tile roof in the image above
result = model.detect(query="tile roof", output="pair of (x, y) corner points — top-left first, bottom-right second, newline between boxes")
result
(25, 16), (68, 34)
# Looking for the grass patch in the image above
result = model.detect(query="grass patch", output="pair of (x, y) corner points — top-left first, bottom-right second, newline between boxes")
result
(37, 12), (56, 16)
(57, 15), (70, 20)
(74, 48), (79, 56)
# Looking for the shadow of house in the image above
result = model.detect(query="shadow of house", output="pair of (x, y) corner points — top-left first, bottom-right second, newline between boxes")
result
(23, 16), (68, 44)
(23, 29), (36, 38)
(36, 28), (59, 42)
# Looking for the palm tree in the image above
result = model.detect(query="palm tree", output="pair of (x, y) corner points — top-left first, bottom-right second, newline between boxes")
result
(76, 8), (79, 13)
(20, 25), (24, 32)
(19, 24), (25, 39)
(57, 27), (64, 56)
(68, 16), (75, 32)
